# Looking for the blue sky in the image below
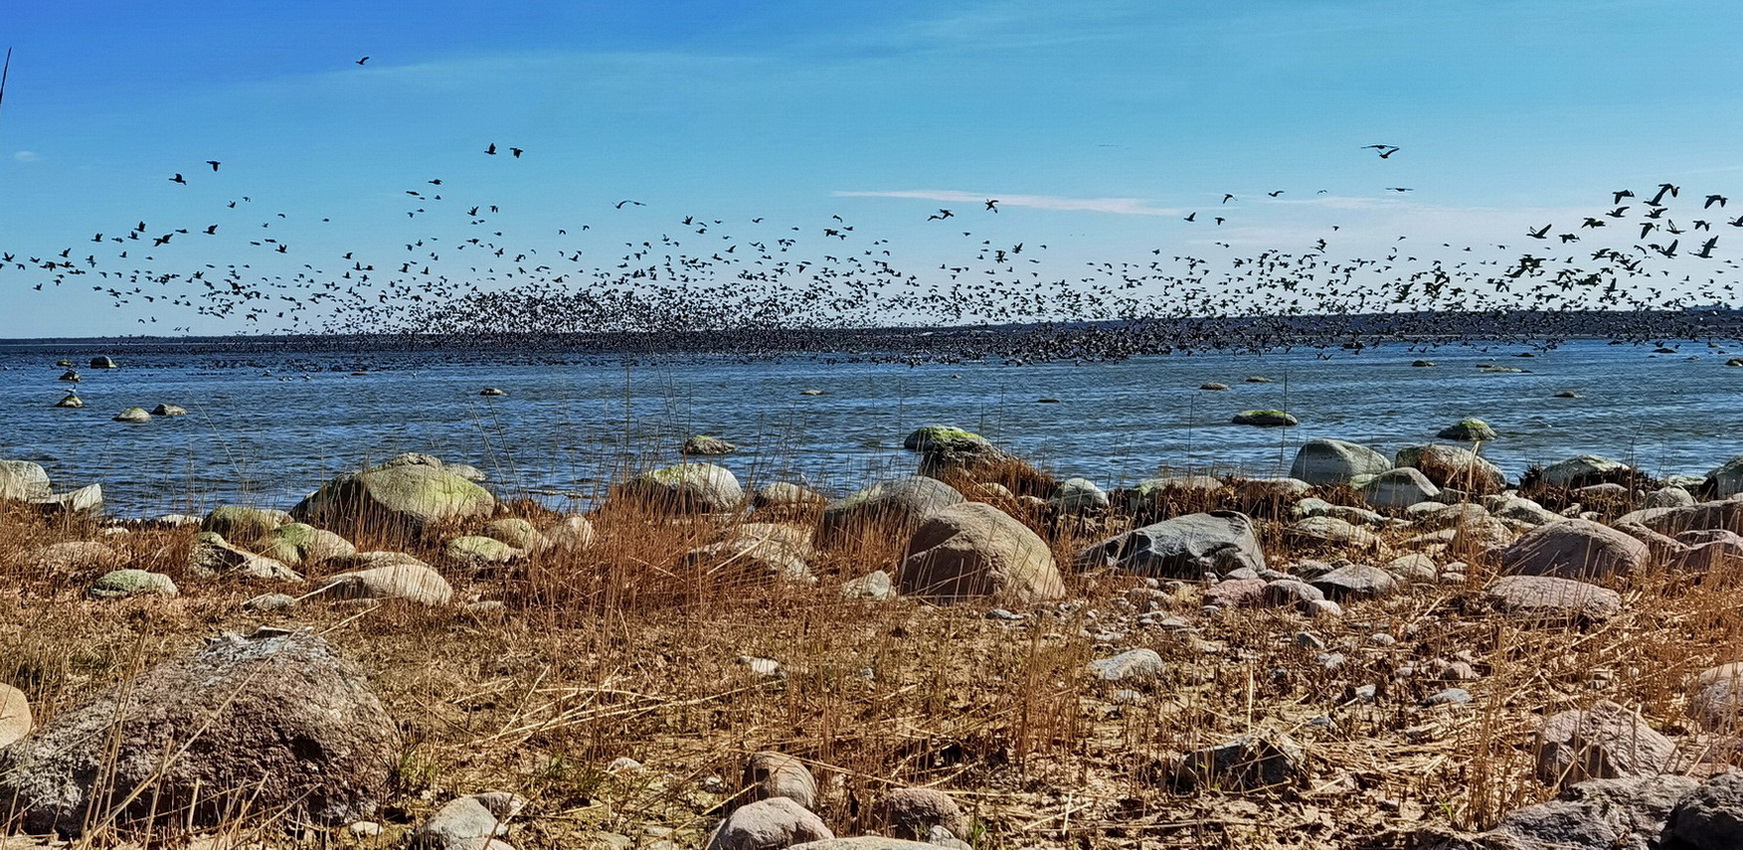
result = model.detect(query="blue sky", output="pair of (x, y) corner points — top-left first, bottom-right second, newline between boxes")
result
(2, 0), (1741, 336)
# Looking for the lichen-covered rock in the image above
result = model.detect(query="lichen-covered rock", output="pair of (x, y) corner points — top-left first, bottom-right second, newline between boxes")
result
(620, 463), (744, 513)
(754, 482), (828, 510)
(446, 535), (523, 564)
(682, 435), (737, 455)
(29, 541), (125, 573)
(89, 569), (178, 599)
(202, 505), (292, 543)
(483, 518), (540, 550)
(1535, 455), (1635, 489)
(261, 523), (355, 566)
(0, 630), (400, 835)
(1231, 409), (1297, 427)
(112, 407), (151, 423)
(901, 502), (1063, 603)
(292, 454), (496, 538)
(1436, 418), (1497, 442)
(317, 560), (454, 606)
(188, 532), (302, 581)
(1089, 649), (1164, 682)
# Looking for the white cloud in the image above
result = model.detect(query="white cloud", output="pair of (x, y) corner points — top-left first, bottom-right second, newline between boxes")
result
(835, 189), (1182, 216)
(12, 151), (38, 162)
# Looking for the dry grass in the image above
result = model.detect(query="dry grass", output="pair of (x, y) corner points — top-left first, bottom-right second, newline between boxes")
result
(0, 477), (1741, 849)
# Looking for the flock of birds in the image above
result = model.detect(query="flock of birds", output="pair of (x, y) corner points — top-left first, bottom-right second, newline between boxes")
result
(4, 52), (1743, 360)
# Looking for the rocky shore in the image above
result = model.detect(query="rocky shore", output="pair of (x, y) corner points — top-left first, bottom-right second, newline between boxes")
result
(2, 428), (1743, 848)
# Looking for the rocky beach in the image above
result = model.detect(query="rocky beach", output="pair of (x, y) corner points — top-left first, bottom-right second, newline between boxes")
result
(2, 420), (1743, 848)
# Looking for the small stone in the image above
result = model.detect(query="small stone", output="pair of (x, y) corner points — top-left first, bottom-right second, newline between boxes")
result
(242, 593), (297, 612)
(1424, 688), (1472, 706)
(1088, 648), (1164, 682)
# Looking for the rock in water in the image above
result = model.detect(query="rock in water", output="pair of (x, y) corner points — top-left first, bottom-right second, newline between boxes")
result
(901, 502), (1064, 603)
(150, 404), (188, 417)
(619, 462), (744, 513)
(479, 387), (507, 397)
(292, 453), (496, 538)
(1289, 439), (1391, 486)
(1436, 418), (1498, 441)
(682, 434), (737, 455)
(112, 407), (152, 423)
(89, 356), (118, 369)
(1231, 409), (1298, 427)
(0, 630), (400, 835)
(1078, 511), (1266, 578)
(52, 393), (83, 409)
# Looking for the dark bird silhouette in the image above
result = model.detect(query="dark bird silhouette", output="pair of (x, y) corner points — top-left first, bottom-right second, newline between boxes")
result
(1362, 144), (1400, 158)
(1696, 237), (1719, 258)
(510, 147), (523, 158)
(1706, 194), (1728, 209)
(1386, 187), (1412, 193)
(615, 200), (644, 209)
(1183, 212), (1197, 222)
(1527, 224), (1551, 239)
(1606, 206), (1629, 218)
(206, 160), (221, 172)
(1612, 189), (1634, 205)
(485, 143), (497, 155)
(1650, 183), (1679, 205)
(1222, 194), (1235, 204)
(169, 173), (187, 184)
(1268, 190), (1284, 197)
(926, 209), (954, 221)
(356, 57), (369, 65)
(985, 199), (999, 212)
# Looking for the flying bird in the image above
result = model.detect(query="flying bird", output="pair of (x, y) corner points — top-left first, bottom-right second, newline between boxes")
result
(985, 199), (999, 212)
(206, 160), (221, 171)
(615, 199), (644, 209)
(510, 147), (523, 158)
(1706, 194), (1728, 209)
(485, 143), (497, 155)
(169, 173), (186, 184)
(356, 57), (369, 65)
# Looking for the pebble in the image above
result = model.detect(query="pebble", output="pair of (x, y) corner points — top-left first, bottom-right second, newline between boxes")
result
(986, 608), (1025, 621)
(1424, 688), (1473, 706)
(1369, 633), (1397, 646)
(1294, 631), (1326, 650)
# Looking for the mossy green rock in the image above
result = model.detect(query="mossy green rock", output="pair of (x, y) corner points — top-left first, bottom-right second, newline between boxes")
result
(1231, 409), (1298, 427)
(902, 425), (985, 451)
(620, 463), (744, 513)
(202, 506), (291, 542)
(445, 535), (522, 564)
(90, 569), (178, 599)
(1436, 418), (1498, 441)
(261, 523), (355, 566)
(291, 453), (496, 537)
(483, 518), (540, 549)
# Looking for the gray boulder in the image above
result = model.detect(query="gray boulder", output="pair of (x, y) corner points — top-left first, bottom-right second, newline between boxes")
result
(682, 435), (737, 456)
(1497, 518), (1651, 579)
(818, 476), (964, 549)
(1537, 454), (1634, 489)
(188, 532), (302, 581)
(707, 797), (832, 850)
(620, 462), (744, 513)
(1436, 418), (1498, 441)
(1308, 563), (1398, 601)
(1665, 772), (1743, 850)
(317, 559), (454, 605)
(112, 407), (151, 423)
(1536, 700), (1674, 786)
(1466, 774), (1702, 850)
(873, 787), (970, 842)
(1702, 455), (1743, 499)
(1487, 575), (1621, 624)
(1362, 467), (1441, 509)
(1048, 477), (1109, 511)
(201, 505), (292, 543)
(1231, 409), (1297, 427)
(1078, 511), (1265, 578)
(1088, 649), (1164, 682)
(1289, 439), (1392, 486)
(741, 751), (818, 810)
(0, 630), (400, 835)
(292, 453), (496, 538)
(409, 792), (524, 850)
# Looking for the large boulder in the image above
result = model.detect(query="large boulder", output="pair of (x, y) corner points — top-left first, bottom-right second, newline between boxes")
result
(1536, 701), (1674, 786)
(901, 502), (1063, 603)
(292, 454), (495, 538)
(1396, 444), (1507, 494)
(817, 476), (964, 549)
(1465, 774), (1701, 850)
(741, 751), (818, 810)
(873, 788), (970, 842)
(1289, 439), (1391, 486)
(1077, 511), (1265, 578)
(1497, 519), (1651, 579)
(619, 462), (744, 513)
(409, 792), (523, 850)
(0, 460), (51, 501)
(903, 425), (1017, 478)
(0, 630), (400, 835)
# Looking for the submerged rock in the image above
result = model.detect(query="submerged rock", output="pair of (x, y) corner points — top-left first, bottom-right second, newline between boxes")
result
(1231, 409), (1297, 427)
